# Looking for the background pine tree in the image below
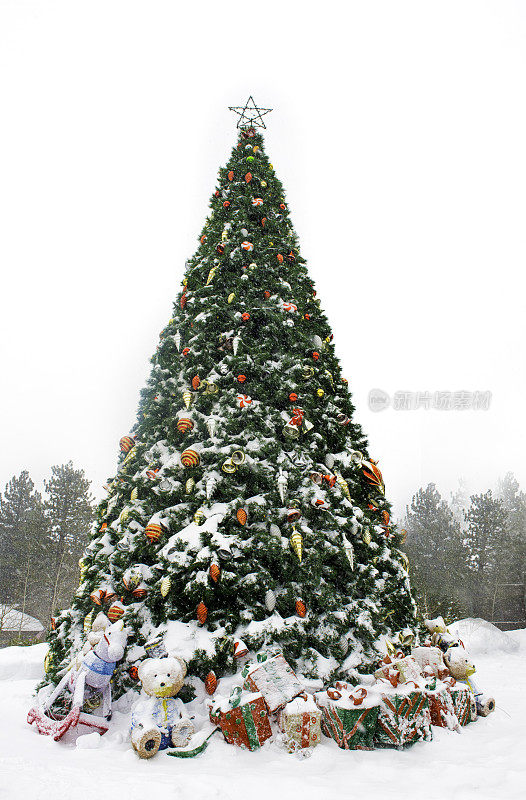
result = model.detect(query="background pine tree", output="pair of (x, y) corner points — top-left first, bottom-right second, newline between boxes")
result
(44, 124), (418, 695)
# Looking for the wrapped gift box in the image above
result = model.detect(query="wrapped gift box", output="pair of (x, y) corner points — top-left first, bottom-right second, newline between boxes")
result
(426, 678), (459, 730)
(315, 683), (380, 750)
(411, 646), (449, 679)
(450, 683), (477, 726)
(374, 654), (422, 685)
(242, 654), (304, 713)
(208, 689), (272, 750)
(375, 681), (432, 747)
(278, 693), (322, 750)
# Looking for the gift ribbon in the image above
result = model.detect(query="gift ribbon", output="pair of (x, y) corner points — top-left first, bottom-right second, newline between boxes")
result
(350, 688), (368, 706)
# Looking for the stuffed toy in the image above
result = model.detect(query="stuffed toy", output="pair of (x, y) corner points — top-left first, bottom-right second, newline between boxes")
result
(131, 656), (194, 758)
(443, 646), (495, 717)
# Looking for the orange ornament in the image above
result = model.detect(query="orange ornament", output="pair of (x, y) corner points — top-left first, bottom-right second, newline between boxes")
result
(289, 393), (298, 402)
(277, 254), (284, 264)
(296, 600), (306, 618)
(261, 217), (266, 227)
(237, 374), (246, 383)
(100, 523), (107, 532)
(209, 563), (221, 583)
(205, 671), (218, 695)
(236, 507), (248, 526)
(312, 351), (320, 360)
(263, 290), (271, 299)
(200, 235), (206, 244)
(177, 418), (194, 434)
(241, 312), (250, 321)
(197, 601), (208, 625)
(245, 172), (252, 182)
(182, 347), (190, 356)
(279, 203), (286, 210)
(145, 523), (163, 542)
(304, 313), (311, 321)
(223, 201), (230, 208)
(192, 375), (201, 390)
(228, 171), (234, 181)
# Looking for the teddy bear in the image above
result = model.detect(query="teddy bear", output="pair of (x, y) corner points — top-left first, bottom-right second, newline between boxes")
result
(443, 646), (495, 717)
(131, 656), (194, 758)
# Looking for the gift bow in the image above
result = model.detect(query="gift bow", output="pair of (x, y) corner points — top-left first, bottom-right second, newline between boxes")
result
(290, 408), (305, 426)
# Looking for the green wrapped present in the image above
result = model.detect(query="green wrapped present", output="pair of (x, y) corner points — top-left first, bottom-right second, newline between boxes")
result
(375, 682), (432, 748)
(315, 684), (379, 750)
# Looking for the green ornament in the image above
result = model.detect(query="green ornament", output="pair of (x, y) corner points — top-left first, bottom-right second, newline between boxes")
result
(246, 156), (255, 162)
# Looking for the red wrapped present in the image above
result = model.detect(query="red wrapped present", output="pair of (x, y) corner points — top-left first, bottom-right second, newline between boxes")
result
(426, 677), (460, 730)
(242, 654), (304, 713)
(208, 689), (272, 750)
(374, 654), (422, 686)
(278, 693), (322, 750)
(315, 683), (380, 750)
(375, 680), (432, 747)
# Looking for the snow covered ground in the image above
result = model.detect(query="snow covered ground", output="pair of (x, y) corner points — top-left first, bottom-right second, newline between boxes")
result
(1, 624), (525, 800)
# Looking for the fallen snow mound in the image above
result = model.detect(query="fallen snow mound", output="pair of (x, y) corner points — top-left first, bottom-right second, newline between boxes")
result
(0, 642), (47, 681)
(449, 618), (520, 655)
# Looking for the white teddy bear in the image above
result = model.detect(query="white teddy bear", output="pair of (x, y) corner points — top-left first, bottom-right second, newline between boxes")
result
(131, 656), (194, 758)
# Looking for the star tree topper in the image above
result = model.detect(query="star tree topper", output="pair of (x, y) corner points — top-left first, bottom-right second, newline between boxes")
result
(229, 96), (273, 130)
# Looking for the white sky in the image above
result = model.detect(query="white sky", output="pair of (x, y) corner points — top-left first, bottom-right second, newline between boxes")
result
(1, 1), (525, 519)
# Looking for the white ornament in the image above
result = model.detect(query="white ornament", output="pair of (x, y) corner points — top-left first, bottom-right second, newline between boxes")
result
(270, 523), (281, 538)
(325, 453), (335, 470)
(277, 469), (288, 504)
(312, 334), (323, 350)
(174, 331), (181, 351)
(265, 589), (276, 612)
(206, 418), (218, 437)
(341, 533), (355, 570)
(233, 336), (240, 355)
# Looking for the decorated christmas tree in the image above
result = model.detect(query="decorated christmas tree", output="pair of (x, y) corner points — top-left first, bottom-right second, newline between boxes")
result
(44, 99), (418, 700)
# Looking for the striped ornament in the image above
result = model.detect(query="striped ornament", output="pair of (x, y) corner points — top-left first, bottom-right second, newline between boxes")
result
(130, 488), (138, 501)
(236, 507), (247, 526)
(107, 601), (125, 622)
(191, 375), (201, 390)
(241, 241), (254, 251)
(83, 611), (93, 634)
(182, 390), (193, 409)
(205, 671), (218, 695)
(209, 563), (220, 583)
(160, 575), (171, 597)
(119, 436), (135, 454)
(290, 530), (303, 562)
(296, 599), (306, 618)
(197, 601), (208, 625)
(181, 448), (200, 468)
(144, 523), (163, 542)
(236, 393), (252, 408)
(265, 589), (276, 612)
(146, 469), (159, 480)
(177, 418), (194, 434)
(252, 197), (263, 206)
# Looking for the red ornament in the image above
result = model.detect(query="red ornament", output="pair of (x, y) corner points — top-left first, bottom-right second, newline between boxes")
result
(216, 244), (225, 255)
(263, 290), (271, 299)
(182, 347), (190, 356)
(236, 507), (248, 526)
(304, 313), (311, 321)
(237, 374), (246, 383)
(312, 351), (320, 360)
(279, 203), (286, 210)
(209, 563), (220, 583)
(277, 254), (284, 264)
(120, 435), (135, 454)
(261, 217), (267, 227)
(197, 601), (208, 625)
(296, 599), (306, 618)
(223, 201), (230, 208)
(245, 172), (252, 182)
(289, 392), (298, 402)
(132, 583), (148, 600)
(145, 523), (163, 543)
(228, 171), (234, 181)
(214, 190), (220, 197)
(191, 375), (201, 390)
(205, 671), (218, 695)
(129, 665), (139, 681)
(241, 312), (250, 321)
(177, 418), (194, 433)
(200, 235), (206, 244)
